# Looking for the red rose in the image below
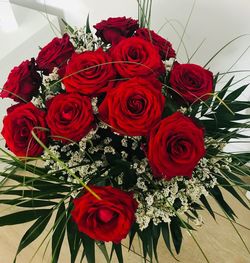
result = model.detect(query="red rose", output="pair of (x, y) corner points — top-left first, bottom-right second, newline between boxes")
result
(169, 63), (213, 104)
(36, 33), (74, 75)
(94, 17), (139, 44)
(0, 59), (41, 102)
(135, 28), (176, 60)
(111, 37), (165, 78)
(147, 112), (205, 180)
(46, 93), (95, 143)
(1, 102), (47, 157)
(71, 186), (137, 243)
(63, 49), (116, 96)
(99, 77), (165, 136)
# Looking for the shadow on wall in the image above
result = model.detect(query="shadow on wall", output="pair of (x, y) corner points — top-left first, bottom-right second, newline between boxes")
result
(10, 0), (65, 31)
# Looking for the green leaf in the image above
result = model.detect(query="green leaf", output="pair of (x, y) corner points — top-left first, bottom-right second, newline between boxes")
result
(209, 186), (236, 220)
(179, 220), (195, 231)
(137, 227), (152, 261)
(200, 195), (215, 219)
(230, 165), (250, 177)
(227, 101), (250, 112)
(162, 95), (179, 117)
(96, 242), (110, 263)
(67, 202), (81, 263)
(0, 171), (70, 192)
(161, 223), (178, 260)
(52, 202), (66, 263)
(30, 181), (70, 192)
(0, 198), (56, 208)
(224, 84), (249, 102)
(128, 223), (137, 250)
(200, 96), (214, 116)
(216, 175), (249, 209)
(222, 170), (250, 191)
(0, 190), (65, 199)
(232, 153), (250, 165)
(86, 14), (91, 34)
(82, 234), (95, 263)
(112, 243), (123, 263)
(0, 157), (45, 176)
(217, 76), (234, 100)
(61, 18), (74, 33)
(0, 209), (51, 226)
(14, 210), (52, 260)
(213, 72), (220, 87)
(170, 217), (183, 254)
(152, 225), (160, 262)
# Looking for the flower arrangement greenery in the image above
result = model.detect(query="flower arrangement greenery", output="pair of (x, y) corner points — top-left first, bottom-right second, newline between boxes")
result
(0, 1), (249, 262)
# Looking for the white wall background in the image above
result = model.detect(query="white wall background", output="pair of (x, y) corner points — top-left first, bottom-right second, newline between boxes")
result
(9, 0), (250, 70)
(1, 0), (250, 152)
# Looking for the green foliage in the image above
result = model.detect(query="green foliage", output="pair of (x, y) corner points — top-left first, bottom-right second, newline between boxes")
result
(137, 0), (153, 28)
(82, 234), (95, 263)
(86, 14), (92, 34)
(14, 210), (53, 262)
(52, 202), (67, 263)
(0, 209), (51, 226)
(67, 201), (82, 263)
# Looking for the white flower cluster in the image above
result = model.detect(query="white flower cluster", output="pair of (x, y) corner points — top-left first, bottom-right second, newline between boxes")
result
(42, 67), (60, 87)
(31, 96), (44, 108)
(32, 67), (61, 107)
(133, 155), (223, 230)
(91, 97), (98, 114)
(42, 67), (62, 101)
(67, 26), (102, 53)
(42, 128), (102, 181)
(42, 145), (61, 172)
(121, 135), (142, 150)
(132, 158), (148, 175)
(178, 106), (188, 114)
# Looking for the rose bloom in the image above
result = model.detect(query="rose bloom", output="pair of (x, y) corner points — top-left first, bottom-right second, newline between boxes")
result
(99, 77), (165, 136)
(135, 28), (176, 60)
(147, 112), (205, 180)
(71, 186), (138, 243)
(36, 33), (74, 75)
(111, 37), (165, 78)
(169, 63), (213, 104)
(63, 49), (116, 96)
(1, 102), (47, 157)
(0, 59), (41, 102)
(46, 93), (95, 143)
(94, 16), (139, 44)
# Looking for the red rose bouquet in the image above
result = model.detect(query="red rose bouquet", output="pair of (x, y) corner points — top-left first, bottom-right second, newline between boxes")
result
(0, 1), (249, 262)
